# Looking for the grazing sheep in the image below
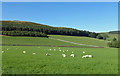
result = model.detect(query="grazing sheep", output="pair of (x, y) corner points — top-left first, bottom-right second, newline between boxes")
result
(82, 55), (93, 58)
(7, 49), (9, 50)
(85, 55), (89, 58)
(67, 50), (68, 51)
(23, 51), (26, 54)
(46, 53), (51, 56)
(62, 54), (66, 57)
(46, 53), (48, 55)
(70, 54), (75, 57)
(88, 55), (92, 58)
(59, 50), (61, 52)
(83, 51), (85, 53)
(2, 51), (5, 53)
(82, 56), (86, 58)
(32, 53), (36, 55)
(49, 49), (52, 51)
(72, 51), (74, 53)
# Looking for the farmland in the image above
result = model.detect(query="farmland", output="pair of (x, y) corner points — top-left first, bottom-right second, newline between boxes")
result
(1, 35), (118, 74)
(1, 2), (118, 75)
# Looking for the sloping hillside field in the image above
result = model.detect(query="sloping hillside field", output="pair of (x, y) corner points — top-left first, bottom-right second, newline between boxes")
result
(49, 35), (108, 47)
(2, 35), (118, 74)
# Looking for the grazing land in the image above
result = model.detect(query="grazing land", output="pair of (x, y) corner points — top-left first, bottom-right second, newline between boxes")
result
(1, 35), (118, 74)
(2, 36), (93, 48)
(49, 35), (108, 47)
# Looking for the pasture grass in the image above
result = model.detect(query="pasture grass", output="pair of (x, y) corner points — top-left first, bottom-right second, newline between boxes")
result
(2, 36), (79, 47)
(2, 46), (118, 74)
(49, 35), (108, 47)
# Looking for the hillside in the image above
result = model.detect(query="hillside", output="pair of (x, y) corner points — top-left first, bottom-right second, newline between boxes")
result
(1, 20), (99, 38)
(109, 31), (120, 34)
(101, 31), (118, 41)
(49, 35), (108, 47)
(2, 35), (106, 48)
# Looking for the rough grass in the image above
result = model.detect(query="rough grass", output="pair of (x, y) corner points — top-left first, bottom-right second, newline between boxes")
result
(2, 46), (118, 74)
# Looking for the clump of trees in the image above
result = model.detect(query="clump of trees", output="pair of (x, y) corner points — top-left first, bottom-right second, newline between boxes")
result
(96, 33), (109, 40)
(107, 38), (120, 48)
(2, 31), (48, 37)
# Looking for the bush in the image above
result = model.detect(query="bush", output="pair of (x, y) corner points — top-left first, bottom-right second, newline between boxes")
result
(108, 40), (120, 48)
(112, 37), (117, 41)
(96, 34), (103, 39)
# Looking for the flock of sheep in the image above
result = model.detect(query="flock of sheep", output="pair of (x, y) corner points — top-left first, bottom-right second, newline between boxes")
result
(2, 48), (93, 58)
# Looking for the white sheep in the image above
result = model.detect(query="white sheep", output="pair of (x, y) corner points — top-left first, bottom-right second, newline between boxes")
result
(59, 50), (61, 52)
(88, 55), (92, 58)
(2, 51), (5, 53)
(49, 49), (52, 51)
(54, 49), (56, 51)
(62, 54), (66, 57)
(32, 53), (36, 55)
(46, 53), (51, 56)
(83, 51), (85, 53)
(72, 51), (74, 53)
(23, 51), (26, 54)
(70, 54), (75, 57)
(85, 55), (89, 57)
(82, 56), (86, 58)
(82, 55), (93, 58)
(7, 49), (9, 50)
(46, 53), (49, 56)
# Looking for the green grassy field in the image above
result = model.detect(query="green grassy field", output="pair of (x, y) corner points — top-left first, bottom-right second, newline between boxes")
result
(2, 46), (118, 74)
(1, 35), (118, 74)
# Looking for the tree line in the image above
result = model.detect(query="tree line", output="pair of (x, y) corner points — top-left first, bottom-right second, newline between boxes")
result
(1, 21), (108, 40)
(2, 31), (48, 37)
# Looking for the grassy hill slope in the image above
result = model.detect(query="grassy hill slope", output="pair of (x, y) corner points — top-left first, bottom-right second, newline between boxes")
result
(49, 35), (108, 47)
(2, 36), (96, 48)
(2, 35), (108, 47)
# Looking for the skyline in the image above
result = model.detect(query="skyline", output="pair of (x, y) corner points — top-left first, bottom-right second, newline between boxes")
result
(2, 2), (118, 32)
